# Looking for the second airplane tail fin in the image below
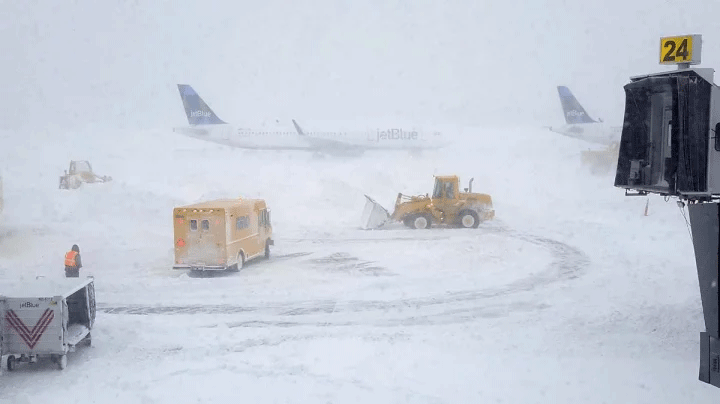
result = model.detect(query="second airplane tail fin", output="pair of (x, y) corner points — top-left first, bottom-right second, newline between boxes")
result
(177, 84), (227, 125)
(557, 86), (596, 125)
(291, 119), (306, 136)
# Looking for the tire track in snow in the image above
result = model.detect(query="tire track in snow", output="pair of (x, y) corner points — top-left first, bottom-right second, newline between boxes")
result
(99, 222), (590, 318)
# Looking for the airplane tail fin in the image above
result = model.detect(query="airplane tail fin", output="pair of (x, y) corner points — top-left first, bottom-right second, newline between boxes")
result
(177, 84), (227, 125)
(291, 119), (306, 136)
(557, 86), (596, 124)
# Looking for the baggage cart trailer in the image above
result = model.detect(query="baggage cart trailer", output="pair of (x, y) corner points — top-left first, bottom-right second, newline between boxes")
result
(0, 277), (96, 371)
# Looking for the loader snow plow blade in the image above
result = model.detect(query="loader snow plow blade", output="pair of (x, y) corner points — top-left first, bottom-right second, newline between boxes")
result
(361, 195), (391, 229)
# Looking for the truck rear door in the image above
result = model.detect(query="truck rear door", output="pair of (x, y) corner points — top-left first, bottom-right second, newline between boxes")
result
(183, 211), (226, 268)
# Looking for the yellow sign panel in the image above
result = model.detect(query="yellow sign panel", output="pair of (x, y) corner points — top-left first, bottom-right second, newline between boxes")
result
(660, 35), (702, 65)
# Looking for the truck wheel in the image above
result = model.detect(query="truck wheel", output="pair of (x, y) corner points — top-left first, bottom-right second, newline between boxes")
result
(235, 252), (244, 271)
(6, 355), (16, 371)
(264, 241), (271, 259)
(412, 214), (431, 229)
(459, 210), (480, 228)
(58, 354), (67, 370)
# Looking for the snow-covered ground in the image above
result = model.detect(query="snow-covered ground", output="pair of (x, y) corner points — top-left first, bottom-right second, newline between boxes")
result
(0, 125), (717, 403)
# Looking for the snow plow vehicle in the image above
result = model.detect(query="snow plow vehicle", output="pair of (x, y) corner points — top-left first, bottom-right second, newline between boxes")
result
(361, 175), (495, 230)
(1, 277), (96, 371)
(580, 142), (619, 175)
(59, 160), (112, 190)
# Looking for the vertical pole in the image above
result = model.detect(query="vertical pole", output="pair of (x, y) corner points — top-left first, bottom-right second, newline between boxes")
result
(688, 202), (720, 386)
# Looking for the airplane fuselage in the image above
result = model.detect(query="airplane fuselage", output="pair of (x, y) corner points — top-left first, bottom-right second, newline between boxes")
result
(173, 124), (447, 152)
(174, 84), (448, 155)
(549, 122), (622, 147)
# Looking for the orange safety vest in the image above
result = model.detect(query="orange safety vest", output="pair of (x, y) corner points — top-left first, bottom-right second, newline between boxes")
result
(64, 251), (78, 267)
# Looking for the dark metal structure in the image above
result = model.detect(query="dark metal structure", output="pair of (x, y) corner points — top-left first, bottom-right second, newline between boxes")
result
(614, 64), (720, 387)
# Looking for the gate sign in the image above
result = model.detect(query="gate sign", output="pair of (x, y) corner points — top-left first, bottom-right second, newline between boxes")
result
(660, 34), (702, 65)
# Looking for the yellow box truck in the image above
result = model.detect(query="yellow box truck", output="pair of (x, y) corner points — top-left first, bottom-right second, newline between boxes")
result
(172, 198), (273, 272)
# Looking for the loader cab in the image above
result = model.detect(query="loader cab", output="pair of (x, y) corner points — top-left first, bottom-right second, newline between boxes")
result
(69, 161), (91, 175)
(432, 176), (459, 200)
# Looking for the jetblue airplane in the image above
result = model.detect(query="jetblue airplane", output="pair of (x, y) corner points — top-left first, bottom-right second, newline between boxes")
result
(172, 84), (448, 155)
(547, 85), (622, 146)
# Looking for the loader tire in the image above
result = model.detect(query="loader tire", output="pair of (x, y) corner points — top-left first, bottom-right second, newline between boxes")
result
(459, 210), (480, 229)
(410, 214), (432, 229)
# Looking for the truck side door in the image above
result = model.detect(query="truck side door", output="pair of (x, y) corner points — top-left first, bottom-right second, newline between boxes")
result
(256, 208), (268, 252)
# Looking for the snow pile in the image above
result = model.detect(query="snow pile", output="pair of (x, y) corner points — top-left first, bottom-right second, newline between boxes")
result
(0, 124), (716, 403)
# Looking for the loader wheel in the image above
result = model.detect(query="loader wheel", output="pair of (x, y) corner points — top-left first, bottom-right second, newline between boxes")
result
(411, 214), (431, 229)
(459, 210), (480, 229)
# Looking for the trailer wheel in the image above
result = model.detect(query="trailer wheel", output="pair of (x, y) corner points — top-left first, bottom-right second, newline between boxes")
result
(6, 355), (16, 371)
(84, 332), (92, 347)
(58, 354), (67, 370)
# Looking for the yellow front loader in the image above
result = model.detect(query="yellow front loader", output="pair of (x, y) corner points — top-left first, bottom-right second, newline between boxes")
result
(580, 142), (619, 175)
(59, 160), (112, 190)
(361, 175), (495, 229)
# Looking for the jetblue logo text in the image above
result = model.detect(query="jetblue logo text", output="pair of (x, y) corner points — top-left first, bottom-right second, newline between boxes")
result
(369, 129), (419, 142)
(566, 110), (585, 118)
(20, 302), (39, 308)
(190, 110), (212, 118)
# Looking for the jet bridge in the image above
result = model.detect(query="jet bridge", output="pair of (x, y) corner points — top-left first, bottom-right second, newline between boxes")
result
(614, 34), (720, 388)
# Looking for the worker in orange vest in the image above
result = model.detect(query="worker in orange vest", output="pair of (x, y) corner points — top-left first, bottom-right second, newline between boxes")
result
(64, 244), (82, 278)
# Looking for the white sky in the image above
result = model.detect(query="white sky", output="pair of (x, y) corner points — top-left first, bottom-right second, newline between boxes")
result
(3, 0), (720, 130)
